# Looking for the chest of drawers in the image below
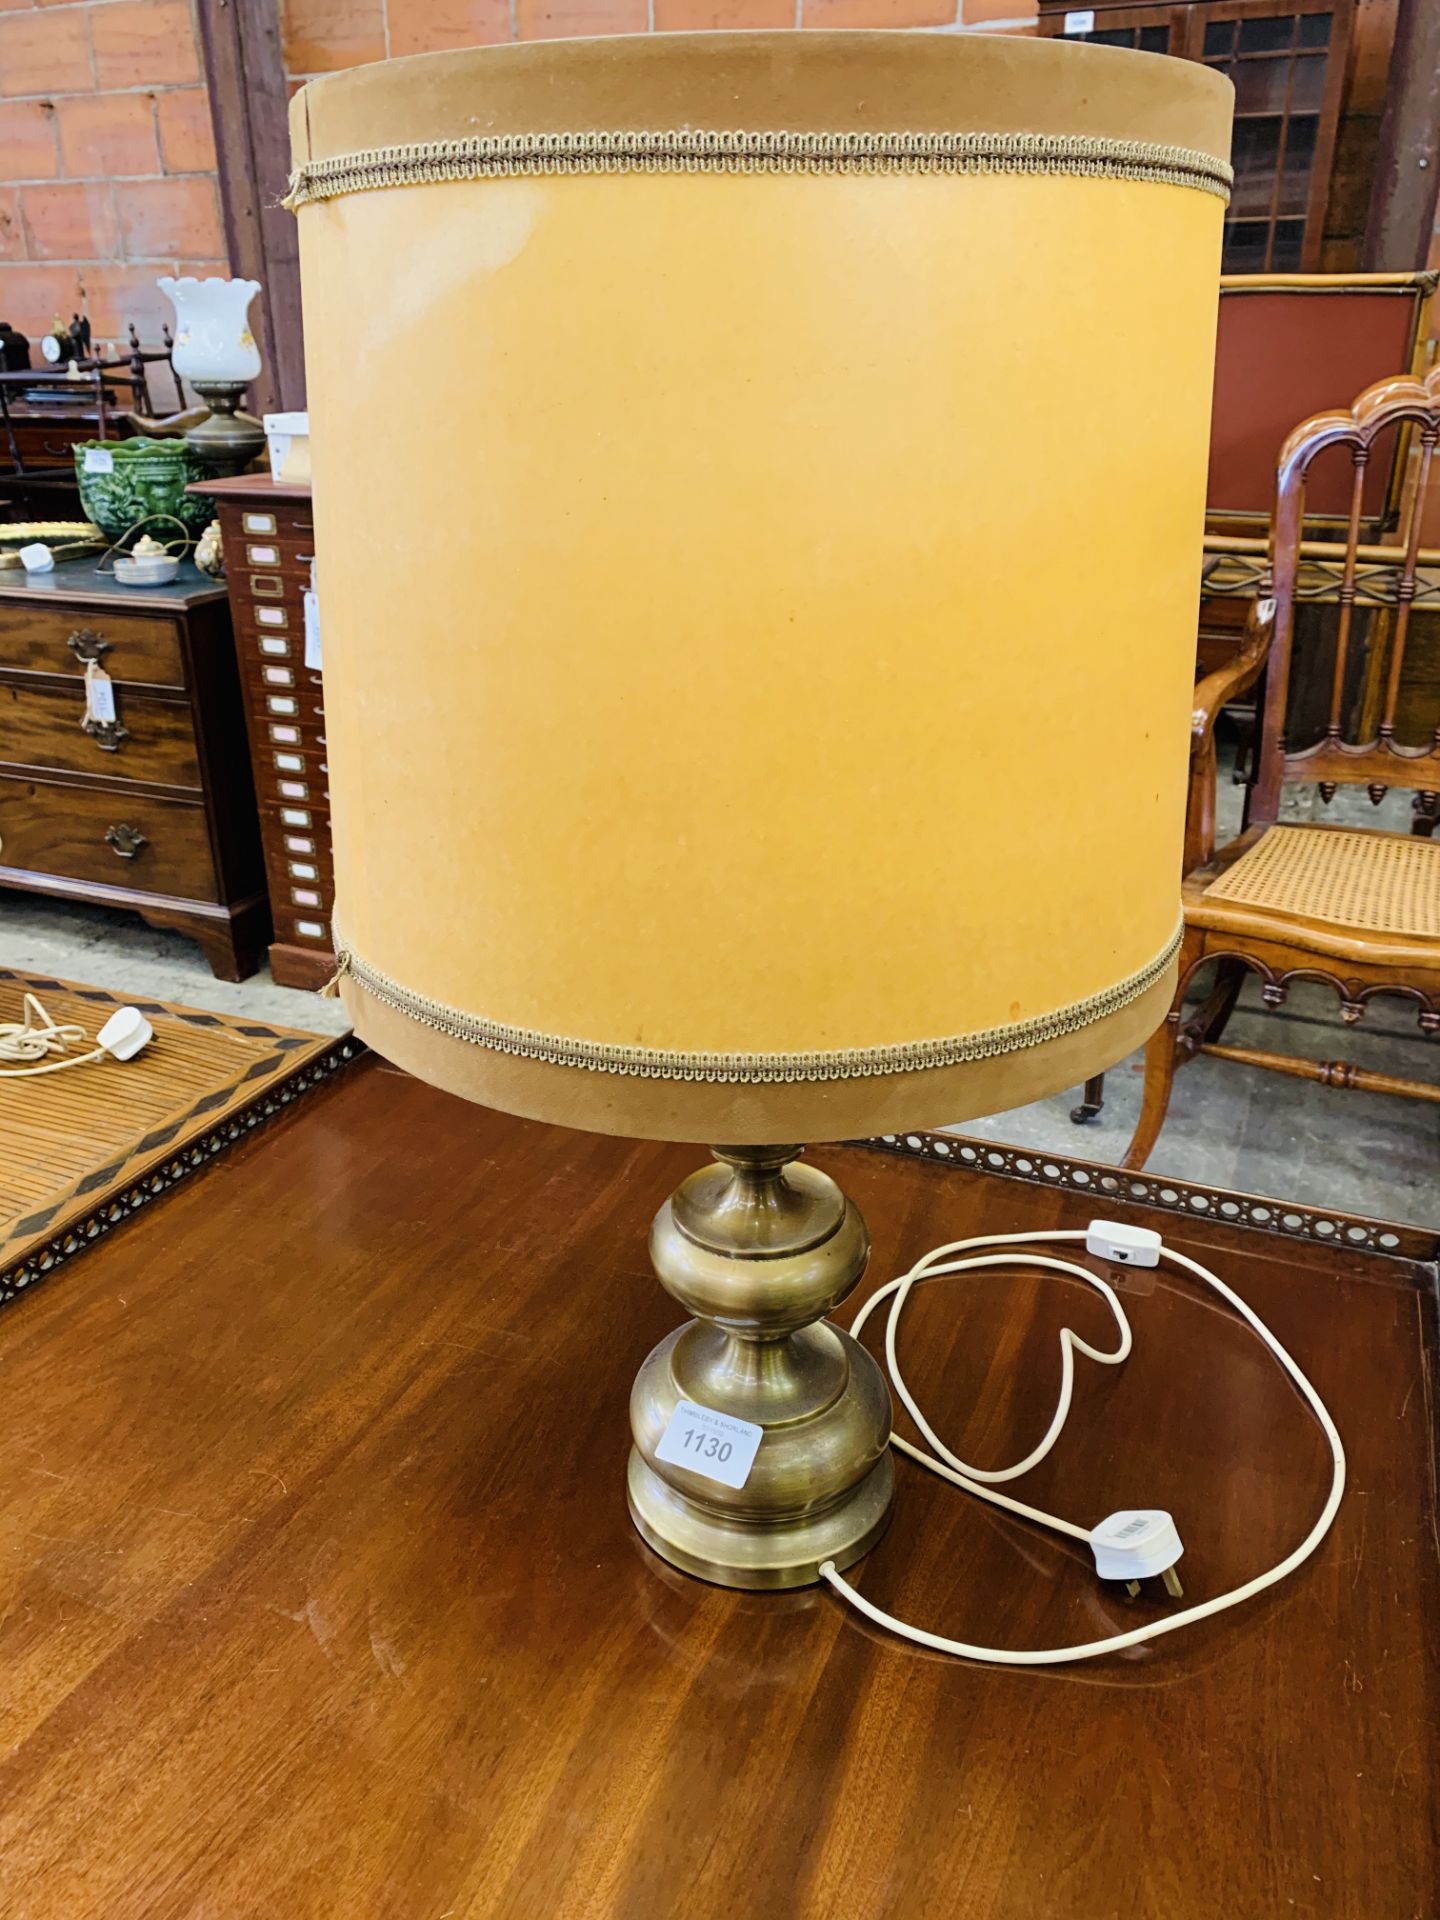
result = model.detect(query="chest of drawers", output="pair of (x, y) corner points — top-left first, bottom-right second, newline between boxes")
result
(0, 560), (267, 979)
(200, 476), (334, 990)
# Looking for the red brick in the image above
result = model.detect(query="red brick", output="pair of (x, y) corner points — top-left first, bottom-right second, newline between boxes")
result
(387, 0), (510, 56)
(280, 0), (386, 72)
(802, 0), (957, 22)
(0, 263), (85, 340)
(654, 0), (795, 22)
(156, 87), (218, 174)
(0, 188), (23, 264)
(0, 101), (59, 180)
(959, 0), (1035, 20)
(515, 0), (649, 37)
(20, 182), (119, 260)
(116, 176), (223, 259)
(91, 1), (201, 89)
(57, 93), (161, 178)
(0, 9), (93, 97)
(78, 262), (183, 342)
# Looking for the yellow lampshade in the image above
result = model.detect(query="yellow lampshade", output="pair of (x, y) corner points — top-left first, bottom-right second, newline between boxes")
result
(290, 32), (1232, 1146)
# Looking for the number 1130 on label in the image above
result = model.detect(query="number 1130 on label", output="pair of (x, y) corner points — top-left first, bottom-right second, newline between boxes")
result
(654, 1398), (763, 1490)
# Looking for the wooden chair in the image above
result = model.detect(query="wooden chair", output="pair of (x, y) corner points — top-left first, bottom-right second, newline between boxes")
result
(1123, 364), (1440, 1172)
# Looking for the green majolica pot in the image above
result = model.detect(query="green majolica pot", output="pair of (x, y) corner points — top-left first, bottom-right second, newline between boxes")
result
(74, 438), (213, 548)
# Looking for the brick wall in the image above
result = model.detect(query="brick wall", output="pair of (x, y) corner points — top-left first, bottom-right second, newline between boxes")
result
(0, 0), (226, 359)
(278, 0), (1038, 88)
(0, 0), (1039, 354)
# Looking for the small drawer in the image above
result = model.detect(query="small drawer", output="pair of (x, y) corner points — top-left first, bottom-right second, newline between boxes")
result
(5, 604), (185, 689)
(0, 680), (201, 790)
(0, 772), (218, 900)
(273, 906), (333, 947)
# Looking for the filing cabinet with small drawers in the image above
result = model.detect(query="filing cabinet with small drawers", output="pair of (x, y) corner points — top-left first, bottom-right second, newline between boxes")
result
(199, 475), (334, 990)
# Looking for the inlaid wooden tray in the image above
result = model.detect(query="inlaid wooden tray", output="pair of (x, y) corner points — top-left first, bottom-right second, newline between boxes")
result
(0, 968), (358, 1304)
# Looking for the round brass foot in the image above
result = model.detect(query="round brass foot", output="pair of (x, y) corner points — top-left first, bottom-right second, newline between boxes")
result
(627, 1444), (894, 1589)
(627, 1146), (896, 1590)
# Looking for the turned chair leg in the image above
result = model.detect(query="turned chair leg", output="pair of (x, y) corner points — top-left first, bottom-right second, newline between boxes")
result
(1122, 1010), (1183, 1171)
(1071, 1075), (1106, 1124)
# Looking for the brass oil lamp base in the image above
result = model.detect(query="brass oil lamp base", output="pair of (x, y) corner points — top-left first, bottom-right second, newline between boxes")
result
(184, 379), (267, 478)
(627, 1146), (894, 1589)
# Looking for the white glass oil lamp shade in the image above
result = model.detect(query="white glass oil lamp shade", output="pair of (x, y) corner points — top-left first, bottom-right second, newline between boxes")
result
(157, 276), (262, 382)
(157, 275), (265, 476)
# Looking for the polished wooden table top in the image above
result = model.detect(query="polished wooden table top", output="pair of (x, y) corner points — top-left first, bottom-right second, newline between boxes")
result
(1, 1057), (1434, 1919)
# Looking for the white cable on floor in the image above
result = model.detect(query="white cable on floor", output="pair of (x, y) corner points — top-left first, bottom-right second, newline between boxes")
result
(820, 1226), (1346, 1665)
(0, 993), (103, 1077)
(0, 993), (153, 1079)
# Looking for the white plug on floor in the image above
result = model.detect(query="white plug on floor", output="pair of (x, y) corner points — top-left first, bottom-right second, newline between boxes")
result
(96, 1006), (154, 1061)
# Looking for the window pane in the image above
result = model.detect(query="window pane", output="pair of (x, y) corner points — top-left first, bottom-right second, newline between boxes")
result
(1204, 19), (1235, 54)
(1223, 220), (1272, 272)
(1278, 114), (1318, 216)
(1291, 53), (1326, 112)
(1231, 117), (1283, 217)
(1238, 14), (1297, 52)
(1139, 24), (1168, 48)
(1298, 11), (1331, 46)
(1271, 218), (1306, 270)
(1232, 57), (1297, 114)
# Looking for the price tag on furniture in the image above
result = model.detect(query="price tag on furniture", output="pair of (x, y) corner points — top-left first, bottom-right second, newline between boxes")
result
(655, 1399), (762, 1490)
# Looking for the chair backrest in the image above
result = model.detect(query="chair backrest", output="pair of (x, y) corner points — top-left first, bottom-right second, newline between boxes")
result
(1251, 364), (1440, 825)
(1208, 272), (1437, 533)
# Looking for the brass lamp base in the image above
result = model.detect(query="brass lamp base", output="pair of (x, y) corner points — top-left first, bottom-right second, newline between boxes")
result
(627, 1146), (894, 1590)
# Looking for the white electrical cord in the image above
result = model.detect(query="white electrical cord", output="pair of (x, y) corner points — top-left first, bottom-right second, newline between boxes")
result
(0, 994), (154, 1078)
(819, 1224), (1346, 1665)
(0, 994), (100, 1077)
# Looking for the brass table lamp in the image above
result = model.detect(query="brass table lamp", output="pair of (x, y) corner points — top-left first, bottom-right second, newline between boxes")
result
(289, 32), (1231, 1589)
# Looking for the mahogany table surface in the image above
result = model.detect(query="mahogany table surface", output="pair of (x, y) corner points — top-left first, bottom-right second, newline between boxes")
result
(0, 1056), (1434, 1920)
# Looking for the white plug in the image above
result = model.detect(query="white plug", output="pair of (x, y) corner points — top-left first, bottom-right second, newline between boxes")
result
(1086, 1219), (1162, 1267)
(96, 1006), (153, 1062)
(1089, 1508), (1185, 1599)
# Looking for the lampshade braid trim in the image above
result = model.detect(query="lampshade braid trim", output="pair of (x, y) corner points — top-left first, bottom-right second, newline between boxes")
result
(329, 920), (1183, 1085)
(284, 131), (1232, 208)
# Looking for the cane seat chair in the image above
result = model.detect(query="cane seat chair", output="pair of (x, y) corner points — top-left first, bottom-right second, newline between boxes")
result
(1122, 364), (1440, 1172)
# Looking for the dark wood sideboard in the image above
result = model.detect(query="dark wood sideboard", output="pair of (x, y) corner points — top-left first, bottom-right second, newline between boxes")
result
(0, 559), (267, 979)
(196, 475), (333, 990)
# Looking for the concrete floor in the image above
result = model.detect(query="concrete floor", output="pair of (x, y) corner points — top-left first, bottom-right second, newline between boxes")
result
(1, 741), (1435, 1227)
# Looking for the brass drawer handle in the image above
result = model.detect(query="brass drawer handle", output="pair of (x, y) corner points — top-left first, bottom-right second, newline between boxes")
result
(83, 718), (131, 753)
(68, 628), (111, 665)
(104, 822), (148, 859)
